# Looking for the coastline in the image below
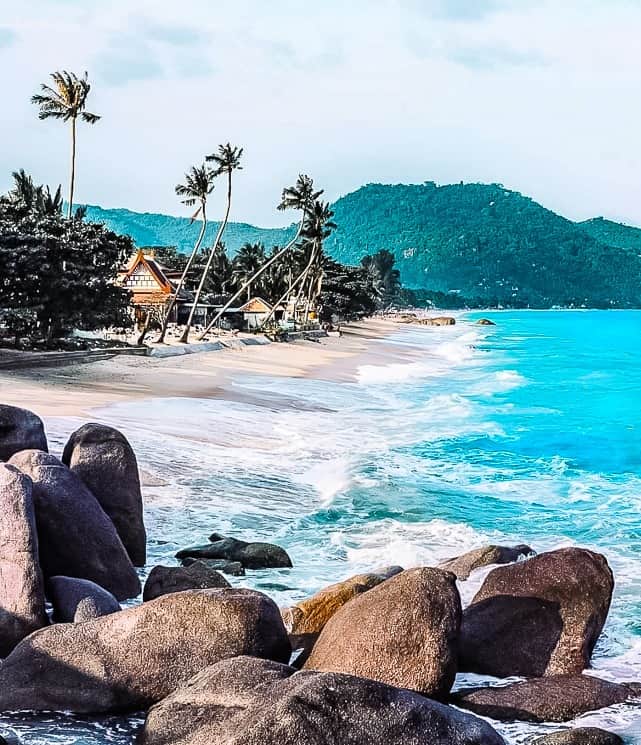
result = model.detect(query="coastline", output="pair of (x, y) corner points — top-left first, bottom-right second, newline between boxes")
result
(0, 318), (414, 418)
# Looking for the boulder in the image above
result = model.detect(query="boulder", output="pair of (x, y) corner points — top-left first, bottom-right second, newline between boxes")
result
(0, 732), (21, 745)
(0, 405), (47, 461)
(440, 544), (533, 580)
(181, 557), (245, 576)
(459, 547), (613, 677)
(8, 450), (141, 601)
(143, 562), (231, 601)
(0, 588), (290, 713)
(139, 655), (505, 745)
(0, 464), (47, 656)
(47, 576), (120, 623)
(455, 675), (641, 723)
(421, 316), (456, 326)
(475, 318), (496, 325)
(282, 567), (402, 665)
(533, 729), (624, 745)
(62, 423), (147, 566)
(304, 567), (461, 699)
(176, 533), (292, 569)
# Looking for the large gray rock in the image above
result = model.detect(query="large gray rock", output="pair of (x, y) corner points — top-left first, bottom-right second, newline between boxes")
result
(455, 675), (640, 723)
(9, 450), (140, 601)
(460, 547), (613, 677)
(0, 464), (47, 656)
(304, 567), (461, 700)
(47, 576), (120, 623)
(533, 729), (624, 745)
(143, 562), (230, 602)
(140, 656), (505, 745)
(176, 532), (292, 569)
(0, 588), (291, 713)
(62, 423), (146, 566)
(0, 405), (47, 461)
(181, 557), (245, 576)
(440, 544), (533, 580)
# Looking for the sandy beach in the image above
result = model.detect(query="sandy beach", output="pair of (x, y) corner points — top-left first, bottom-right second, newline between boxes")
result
(0, 318), (423, 418)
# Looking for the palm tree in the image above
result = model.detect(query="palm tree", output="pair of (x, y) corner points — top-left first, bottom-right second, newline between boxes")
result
(179, 143), (242, 343)
(198, 174), (321, 339)
(31, 71), (100, 218)
(9, 170), (63, 217)
(157, 164), (216, 343)
(232, 243), (267, 301)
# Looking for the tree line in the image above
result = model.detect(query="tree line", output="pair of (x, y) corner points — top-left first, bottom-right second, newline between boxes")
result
(0, 69), (407, 348)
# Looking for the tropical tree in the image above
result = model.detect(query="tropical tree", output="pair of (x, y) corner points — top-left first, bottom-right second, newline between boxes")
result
(31, 71), (100, 218)
(232, 243), (267, 301)
(361, 249), (401, 308)
(179, 143), (243, 343)
(197, 174), (321, 339)
(157, 164), (215, 343)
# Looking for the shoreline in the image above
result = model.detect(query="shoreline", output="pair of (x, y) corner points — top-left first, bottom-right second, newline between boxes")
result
(0, 318), (417, 418)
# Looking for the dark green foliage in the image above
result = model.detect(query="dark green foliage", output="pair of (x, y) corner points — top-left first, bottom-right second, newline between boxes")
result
(81, 204), (297, 257)
(578, 217), (641, 254)
(319, 257), (378, 321)
(326, 182), (641, 308)
(232, 242), (268, 300)
(361, 249), (401, 307)
(0, 173), (132, 346)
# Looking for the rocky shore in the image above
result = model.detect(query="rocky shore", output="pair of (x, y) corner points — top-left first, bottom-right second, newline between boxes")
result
(0, 402), (639, 744)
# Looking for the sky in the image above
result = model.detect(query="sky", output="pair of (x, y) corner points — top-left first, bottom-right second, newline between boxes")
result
(1, 0), (640, 227)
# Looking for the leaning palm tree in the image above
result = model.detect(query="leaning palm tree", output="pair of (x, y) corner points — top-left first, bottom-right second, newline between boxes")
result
(179, 143), (242, 343)
(31, 71), (100, 218)
(197, 174), (322, 339)
(157, 164), (216, 343)
(232, 243), (267, 301)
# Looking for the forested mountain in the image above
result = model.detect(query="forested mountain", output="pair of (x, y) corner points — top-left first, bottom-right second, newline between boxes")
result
(82, 205), (296, 256)
(578, 216), (641, 253)
(83, 183), (641, 308)
(326, 183), (641, 308)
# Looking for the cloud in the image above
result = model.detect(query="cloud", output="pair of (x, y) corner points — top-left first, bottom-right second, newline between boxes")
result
(93, 17), (213, 86)
(404, 0), (521, 22)
(0, 27), (16, 49)
(448, 44), (548, 69)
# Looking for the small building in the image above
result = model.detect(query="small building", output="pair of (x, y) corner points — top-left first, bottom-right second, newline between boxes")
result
(221, 297), (275, 330)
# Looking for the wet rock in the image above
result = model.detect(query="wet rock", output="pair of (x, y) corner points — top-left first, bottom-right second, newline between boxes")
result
(47, 576), (120, 623)
(420, 316), (456, 326)
(0, 588), (291, 713)
(181, 557), (245, 576)
(455, 675), (640, 723)
(282, 566), (402, 666)
(459, 547), (613, 677)
(9, 450), (141, 601)
(304, 567), (461, 699)
(62, 423), (147, 566)
(532, 728), (624, 745)
(0, 464), (47, 656)
(176, 533), (292, 569)
(139, 655), (505, 745)
(143, 562), (231, 601)
(0, 731), (22, 745)
(0, 405), (47, 461)
(476, 318), (496, 325)
(440, 544), (533, 580)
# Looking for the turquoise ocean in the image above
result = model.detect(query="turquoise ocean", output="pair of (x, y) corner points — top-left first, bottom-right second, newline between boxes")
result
(2, 310), (641, 743)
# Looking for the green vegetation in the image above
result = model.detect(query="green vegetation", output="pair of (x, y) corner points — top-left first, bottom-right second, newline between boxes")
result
(578, 217), (641, 253)
(326, 182), (641, 308)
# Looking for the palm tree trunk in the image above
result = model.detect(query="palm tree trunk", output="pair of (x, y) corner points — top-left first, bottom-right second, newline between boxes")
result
(259, 261), (311, 329)
(68, 117), (77, 219)
(197, 217), (305, 340)
(158, 205), (207, 343)
(179, 173), (232, 344)
(291, 241), (320, 327)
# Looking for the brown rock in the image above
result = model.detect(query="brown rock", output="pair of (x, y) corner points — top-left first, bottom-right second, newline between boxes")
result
(304, 567), (461, 699)
(62, 423), (147, 566)
(440, 544), (533, 580)
(0, 588), (291, 713)
(143, 562), (230, 602)
(139, 656), (506, 745)
(476, 318), (496, 325)
(0, 405), (47, 461)
(455, 675), (640, 723)
(421, 316), (456, 326)
(460, 547), (613, 677)
(9, 450), (140, 601)
(282, 567), (402, 665)
(0, 464), (47, 656)
(47, 576), (120, 623)
(532, 728), (624, 745)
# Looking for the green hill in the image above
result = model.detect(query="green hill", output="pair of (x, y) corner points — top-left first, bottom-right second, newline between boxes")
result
(82, 205), (296, 256)
(84, 183), (641, 308)
(325, 182), (641, 308)
(577, 216), (641, 254)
